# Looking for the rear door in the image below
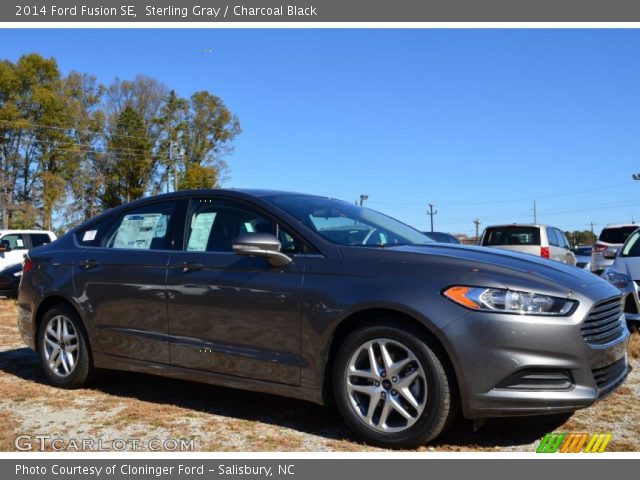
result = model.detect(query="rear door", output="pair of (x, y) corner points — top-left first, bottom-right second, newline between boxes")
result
(73, 199), (183, 364)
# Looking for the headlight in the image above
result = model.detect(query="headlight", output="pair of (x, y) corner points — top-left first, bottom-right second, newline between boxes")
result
(443, 286), (577, 316)
(601, 269), (629, 289)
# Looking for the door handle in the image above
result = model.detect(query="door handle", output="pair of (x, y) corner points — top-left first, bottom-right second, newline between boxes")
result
(180, 261), (203, 272)
(80, 259), (99, 269)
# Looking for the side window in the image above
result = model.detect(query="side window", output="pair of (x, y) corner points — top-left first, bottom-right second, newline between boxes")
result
(29, 233), (53, 248)
(185, 199), (302, 254)
(546, 228), (559, 247)
(103, 201), (179, 250)
(556, 230), (570, 249)
(0, 234), (27, 250)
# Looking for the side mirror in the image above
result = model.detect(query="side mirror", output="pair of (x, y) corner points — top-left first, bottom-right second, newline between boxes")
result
(603, 248), (618, 260)
(232, 233), (292, 267)
(0, 245), (10, 253)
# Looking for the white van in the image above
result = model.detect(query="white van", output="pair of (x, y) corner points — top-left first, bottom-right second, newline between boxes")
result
(480, 224), (576, 266)
(0, 230), (57, 270)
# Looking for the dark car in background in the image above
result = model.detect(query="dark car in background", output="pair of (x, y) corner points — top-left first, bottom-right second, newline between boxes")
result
(573, 245), (593, 271)
(16, 190), (630, 447)
(0, 263), (22, 298)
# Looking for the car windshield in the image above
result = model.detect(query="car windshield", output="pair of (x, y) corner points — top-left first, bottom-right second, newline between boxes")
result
(599, 226), (638, 244)
(621, 230), (640, 257)
(481, 226), (540, 246)
(269, 195), (433, 247)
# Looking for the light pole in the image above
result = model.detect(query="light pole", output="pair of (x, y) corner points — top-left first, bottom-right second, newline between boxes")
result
(359, 194), (369, 206)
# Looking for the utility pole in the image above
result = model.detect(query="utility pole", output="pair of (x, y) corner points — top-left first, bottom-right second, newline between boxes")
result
(169, 141), (185, 192)
(533, 200), (537, 224)
(427, 203), (438, 232)
(473, 218), (481, 244)
(359, 194), (369, 207)
(589, 222), (597, 236)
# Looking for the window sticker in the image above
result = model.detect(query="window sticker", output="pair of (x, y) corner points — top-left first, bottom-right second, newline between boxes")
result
(16, 238), (24, 248)
(187, 212), (216, 251)
(83, 230), (97, 242)
(113, 213), (164, 249)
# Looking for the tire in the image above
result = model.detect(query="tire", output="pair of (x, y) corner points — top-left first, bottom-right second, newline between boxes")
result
(37, 304), (94, 388)
(333, 322), (455, 448)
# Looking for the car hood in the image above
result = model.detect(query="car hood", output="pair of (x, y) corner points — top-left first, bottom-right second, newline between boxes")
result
(342, 243), (615, 298)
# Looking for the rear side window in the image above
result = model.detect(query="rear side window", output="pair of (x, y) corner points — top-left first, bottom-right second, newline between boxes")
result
(556, 229), (570, 249)
(105, 201), (178, 250)
(546, 228), (559, 247)
(77, 201), (179, 250)
(482, 227), (540, 246)
(599, 226), (638, 244)
(29, 233), (53, 247)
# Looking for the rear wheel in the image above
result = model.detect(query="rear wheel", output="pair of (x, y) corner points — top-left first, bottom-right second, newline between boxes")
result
(333, 323), (455, 448)
(38, 305), (93, 388)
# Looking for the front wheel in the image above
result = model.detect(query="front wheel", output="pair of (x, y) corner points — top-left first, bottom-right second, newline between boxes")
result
(38, 304), (94, 388)
(333, 324), (455, 448)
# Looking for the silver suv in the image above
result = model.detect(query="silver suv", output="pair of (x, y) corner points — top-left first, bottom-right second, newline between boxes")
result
(480, 224), (576, 266)
(591, 224), (639, 275)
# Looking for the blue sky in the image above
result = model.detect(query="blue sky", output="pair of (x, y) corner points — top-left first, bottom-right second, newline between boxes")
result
(2, 28), (640, 237)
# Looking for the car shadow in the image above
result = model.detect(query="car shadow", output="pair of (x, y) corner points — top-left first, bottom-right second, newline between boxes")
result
(0, 347), (571, 450)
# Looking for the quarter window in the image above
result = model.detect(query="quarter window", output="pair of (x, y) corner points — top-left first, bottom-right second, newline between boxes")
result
(546, 228), (559, 247)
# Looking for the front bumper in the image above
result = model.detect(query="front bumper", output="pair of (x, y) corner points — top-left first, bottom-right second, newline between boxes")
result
(442, 289), (630, 419)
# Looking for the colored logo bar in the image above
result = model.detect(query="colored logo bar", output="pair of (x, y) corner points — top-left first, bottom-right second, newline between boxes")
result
(536, 433), (612, 453)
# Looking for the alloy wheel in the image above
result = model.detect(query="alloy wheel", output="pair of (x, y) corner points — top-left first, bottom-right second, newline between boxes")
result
(43, 315), (79, 377)
(345, 338), (427, 433)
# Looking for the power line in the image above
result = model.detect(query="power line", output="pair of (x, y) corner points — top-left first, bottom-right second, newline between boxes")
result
(0, 118), (159, 143)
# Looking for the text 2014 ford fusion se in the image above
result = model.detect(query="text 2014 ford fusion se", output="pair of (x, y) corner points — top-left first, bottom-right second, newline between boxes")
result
(16, 190), (630, 448)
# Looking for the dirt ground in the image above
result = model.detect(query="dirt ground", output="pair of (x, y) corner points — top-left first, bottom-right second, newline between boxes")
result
(0, 298), (637, 452)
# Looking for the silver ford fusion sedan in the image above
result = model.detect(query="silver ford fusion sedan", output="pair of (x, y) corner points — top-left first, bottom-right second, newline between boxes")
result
(17, 190), (630, 448)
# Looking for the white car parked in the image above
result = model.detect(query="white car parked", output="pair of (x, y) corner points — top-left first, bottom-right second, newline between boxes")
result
(0, 230), (57, 270)
(600, 226), (640, 324)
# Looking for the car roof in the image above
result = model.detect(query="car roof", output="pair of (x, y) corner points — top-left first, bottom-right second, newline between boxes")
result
(0, 230), (55, 235)
(602, 224), (639, 229)
(484, 224), (546, 229)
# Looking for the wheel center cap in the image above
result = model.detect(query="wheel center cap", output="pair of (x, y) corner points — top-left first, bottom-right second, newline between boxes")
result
(382, 379), (392, 390)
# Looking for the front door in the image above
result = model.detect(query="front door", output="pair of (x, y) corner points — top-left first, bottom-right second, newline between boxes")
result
(166, 197), (304, 385)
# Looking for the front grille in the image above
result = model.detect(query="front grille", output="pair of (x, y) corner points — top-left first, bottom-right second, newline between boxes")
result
(592, 357), (628, 396)
(581, 296), (625, 345)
